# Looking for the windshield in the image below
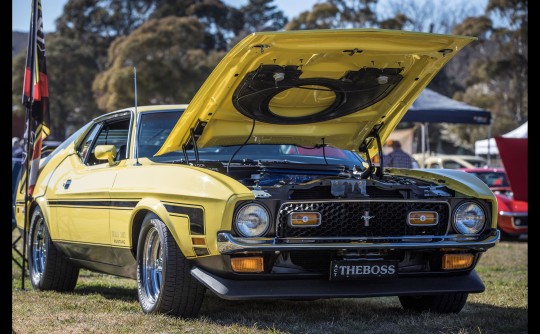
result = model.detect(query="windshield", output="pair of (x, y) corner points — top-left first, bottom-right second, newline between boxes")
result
(137, 110), (364, 169)
(464, 159), (486, 168)
(469, 171), (509, 187)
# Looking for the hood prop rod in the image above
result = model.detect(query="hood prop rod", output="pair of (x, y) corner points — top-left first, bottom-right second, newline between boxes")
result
(359, 125), (384, 179)
(375, 132), (384, 178)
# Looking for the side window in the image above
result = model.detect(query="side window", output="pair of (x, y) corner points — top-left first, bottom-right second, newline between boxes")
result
(87, 119), (130, 165)
(443, 161), (463, 169)
(76, 124), (101, 163)
(430, 163), (441, 168)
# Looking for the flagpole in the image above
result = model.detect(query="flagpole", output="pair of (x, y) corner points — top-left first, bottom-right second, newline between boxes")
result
(21, 0), (39, 290)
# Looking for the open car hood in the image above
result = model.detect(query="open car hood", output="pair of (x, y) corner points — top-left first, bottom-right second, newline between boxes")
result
(157, 29), (474, 157)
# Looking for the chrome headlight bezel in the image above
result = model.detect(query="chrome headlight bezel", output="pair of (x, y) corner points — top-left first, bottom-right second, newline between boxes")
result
(453, 201), (487, 235)
(233, 202), (271, 237)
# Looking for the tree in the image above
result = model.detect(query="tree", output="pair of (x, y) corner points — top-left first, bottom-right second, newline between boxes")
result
(150, 0), (244, 51)
(286, 0), (378, 30)
(441, 0), (528, 149)
(92, 16), (225, 112)
(12, 34), (101, 140)
(228, 0), (288, 45)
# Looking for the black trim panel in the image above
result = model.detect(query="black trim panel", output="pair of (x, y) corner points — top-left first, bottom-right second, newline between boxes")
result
(193, 247), (210, 256)
(55, 241), (136, 279)
(48, 199), (139, 209)
(163, 203), (205, 235)
(191, 267), (485, 300)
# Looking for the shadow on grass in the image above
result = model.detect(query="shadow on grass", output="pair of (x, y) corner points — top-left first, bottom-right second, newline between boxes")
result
(73, 285), (138, 302)
(196, 293), (527, 334)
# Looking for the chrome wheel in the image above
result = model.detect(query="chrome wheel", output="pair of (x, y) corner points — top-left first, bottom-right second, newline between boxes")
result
(31, 216), (47, 282)
(142, 222), (163, 304)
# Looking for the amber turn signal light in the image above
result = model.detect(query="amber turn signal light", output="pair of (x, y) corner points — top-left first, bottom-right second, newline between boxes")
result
(192, 237), (206, 246)
(231, 257), (264, 273)
(289, 212), (321, 227)
(442, 254), (474, 270)
(407, 211), (438, 226)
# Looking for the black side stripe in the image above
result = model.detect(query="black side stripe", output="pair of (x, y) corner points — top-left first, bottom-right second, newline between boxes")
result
(48, 200), (138, 209)
(164, 204), (205, 235)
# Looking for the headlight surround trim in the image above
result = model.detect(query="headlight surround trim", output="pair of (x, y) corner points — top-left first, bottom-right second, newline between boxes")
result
(452, 201), (487, 235)
(233, 202), (271, 237)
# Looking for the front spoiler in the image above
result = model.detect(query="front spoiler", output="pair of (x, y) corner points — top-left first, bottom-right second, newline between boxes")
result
(191, 267), (485, 300)
(217, 230), (500, 254)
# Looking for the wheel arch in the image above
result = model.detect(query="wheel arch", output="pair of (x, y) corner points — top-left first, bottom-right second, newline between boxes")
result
(30, 197), (54, 238)
(129, 198), (194, 258)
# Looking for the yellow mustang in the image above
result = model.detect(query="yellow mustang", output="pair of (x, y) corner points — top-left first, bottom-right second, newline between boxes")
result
(15, 29), (499, 317)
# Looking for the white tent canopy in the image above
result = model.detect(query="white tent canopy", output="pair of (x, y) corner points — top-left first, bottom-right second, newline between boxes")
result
(475, 121), (528, 155)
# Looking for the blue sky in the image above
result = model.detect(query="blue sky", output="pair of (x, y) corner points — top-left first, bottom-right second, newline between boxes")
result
(12, 0), (488, 32)
(12, 0), (320, 32)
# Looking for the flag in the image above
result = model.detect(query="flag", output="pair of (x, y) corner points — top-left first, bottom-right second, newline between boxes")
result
(22, 0), (50, 197)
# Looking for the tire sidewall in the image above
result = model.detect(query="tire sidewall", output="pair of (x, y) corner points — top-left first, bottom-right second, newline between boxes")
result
(136, 214), (168, 314)
(28, 207), (49, 289)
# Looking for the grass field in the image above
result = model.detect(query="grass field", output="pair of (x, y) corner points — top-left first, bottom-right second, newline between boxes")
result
(12, 235), (527, 334)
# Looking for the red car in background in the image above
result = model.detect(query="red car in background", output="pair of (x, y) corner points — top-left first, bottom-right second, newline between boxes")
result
(461, 168), (528, 239)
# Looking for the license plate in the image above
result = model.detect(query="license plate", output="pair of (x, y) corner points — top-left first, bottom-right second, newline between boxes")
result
(330, 260), (398, 280)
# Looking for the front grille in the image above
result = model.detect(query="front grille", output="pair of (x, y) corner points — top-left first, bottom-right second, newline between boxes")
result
(277, 201), (449, 238)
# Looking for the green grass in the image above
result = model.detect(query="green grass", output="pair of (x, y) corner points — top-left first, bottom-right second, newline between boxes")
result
(12, 233), (527, 334)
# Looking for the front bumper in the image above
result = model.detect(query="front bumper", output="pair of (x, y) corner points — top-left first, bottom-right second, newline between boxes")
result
(217, 229), (500, 254)
(191, 267), (485, 300)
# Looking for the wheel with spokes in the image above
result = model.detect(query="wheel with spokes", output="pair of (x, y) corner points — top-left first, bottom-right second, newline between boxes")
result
(28, 206), (79, 291)
(136, 213), (206, 317)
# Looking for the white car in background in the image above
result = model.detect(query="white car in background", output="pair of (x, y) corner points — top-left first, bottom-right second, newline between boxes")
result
(416, 154), (487, 169)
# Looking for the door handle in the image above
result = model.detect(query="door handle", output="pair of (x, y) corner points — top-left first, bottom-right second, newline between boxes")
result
(63, 179), (72, 189)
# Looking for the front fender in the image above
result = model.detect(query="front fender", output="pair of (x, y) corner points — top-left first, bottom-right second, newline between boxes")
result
(386, 168), (498, 229)
(130, 198), (196, 258)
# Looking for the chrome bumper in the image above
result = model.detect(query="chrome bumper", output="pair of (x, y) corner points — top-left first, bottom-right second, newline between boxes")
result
(217, 230), (500, 254)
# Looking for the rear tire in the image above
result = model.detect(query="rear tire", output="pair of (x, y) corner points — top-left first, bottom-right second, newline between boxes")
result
(399, 293), (468, 313)
(136, 213), (206, 317)
(28, 206), (79, 291)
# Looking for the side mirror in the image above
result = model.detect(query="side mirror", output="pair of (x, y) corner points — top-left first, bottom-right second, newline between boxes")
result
(94, 145), (117, 166)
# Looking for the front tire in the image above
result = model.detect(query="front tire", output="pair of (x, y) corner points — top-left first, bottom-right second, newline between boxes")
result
(136, 213), (206, 317)
(399, 293), (468, 313)
(28, 206), (79, 291)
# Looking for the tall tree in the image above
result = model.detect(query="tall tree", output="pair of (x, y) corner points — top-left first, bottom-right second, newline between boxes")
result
(92, 16), (225, 111)
(150, 0), (244, 51)
(55, 0), (155, 69)
(12, 34), (101, 139)
(229, 0), (288, 45)
(440, 0), (528, 150)
(286, 0), (378, 30)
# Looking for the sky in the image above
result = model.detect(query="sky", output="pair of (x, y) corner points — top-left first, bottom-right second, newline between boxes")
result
(12, 0), (489, 32)
(12, 0), (319, 32)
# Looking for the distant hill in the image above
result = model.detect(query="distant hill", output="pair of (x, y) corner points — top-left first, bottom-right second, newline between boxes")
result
(12, 31), (28, 57)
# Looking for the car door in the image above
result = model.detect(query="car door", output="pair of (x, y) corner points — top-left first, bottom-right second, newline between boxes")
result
(48, 112), (132, 264)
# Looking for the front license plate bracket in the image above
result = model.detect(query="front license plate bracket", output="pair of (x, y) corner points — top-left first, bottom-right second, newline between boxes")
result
(330, 260), (399, 280)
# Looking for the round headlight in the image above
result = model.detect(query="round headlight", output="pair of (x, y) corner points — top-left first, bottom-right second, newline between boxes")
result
(453, 202), (486, 234)
(234, 203), (270, 237)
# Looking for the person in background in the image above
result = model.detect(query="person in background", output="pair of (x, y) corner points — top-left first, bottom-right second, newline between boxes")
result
(12, 137), (23, 158)
(385, 140), (414, 169)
